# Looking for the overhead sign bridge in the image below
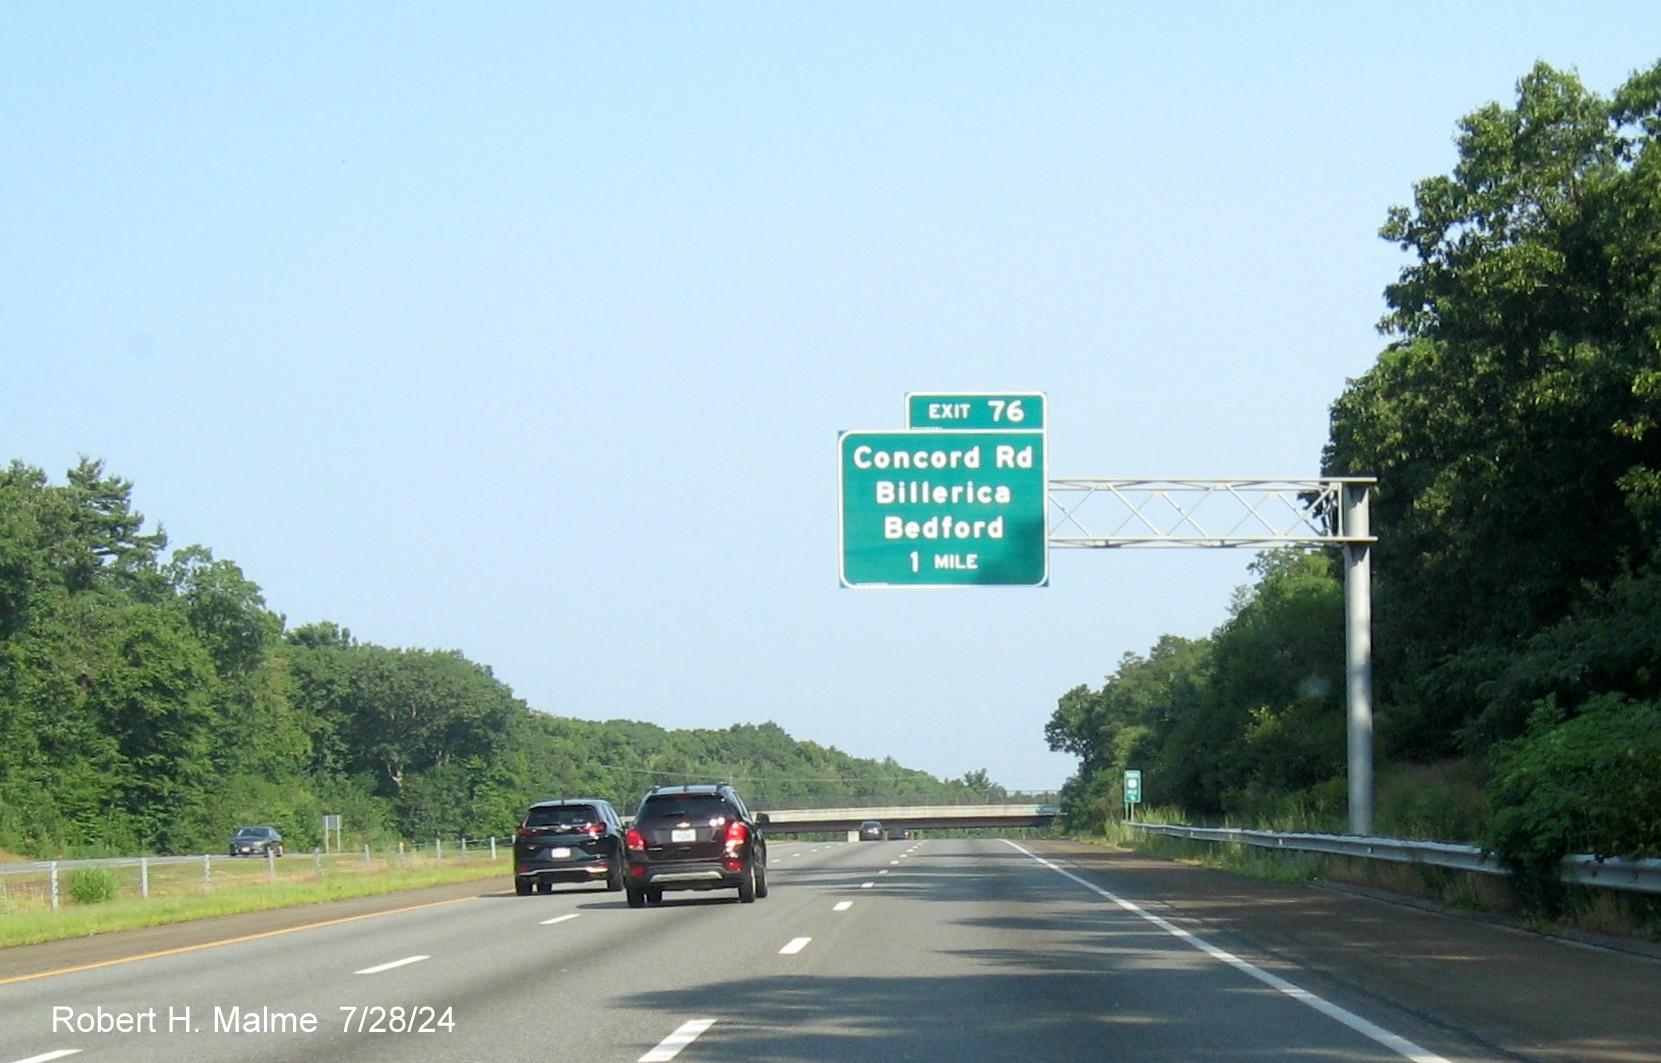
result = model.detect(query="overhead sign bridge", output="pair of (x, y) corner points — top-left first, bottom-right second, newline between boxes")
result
(838, 391), (1380, 835)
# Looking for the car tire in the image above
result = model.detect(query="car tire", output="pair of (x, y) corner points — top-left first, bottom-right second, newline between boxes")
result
(626, 886), (645, 908)
(515, 879), (532, 897)
(605, 864), (624, 892)
(737, 863), (757, 903)
(537, 881), (554, 895)
(754, 862), (769, 899)
(646, 887), (663, 906)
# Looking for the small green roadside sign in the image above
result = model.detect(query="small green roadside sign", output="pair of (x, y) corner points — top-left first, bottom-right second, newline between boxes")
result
(839, 428), (1048, 587)
(1124, 770), (1142, 803)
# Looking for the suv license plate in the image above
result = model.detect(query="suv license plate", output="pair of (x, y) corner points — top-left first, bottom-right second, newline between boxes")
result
(671, 829), (696, 843)
(549, 847), (571, 858)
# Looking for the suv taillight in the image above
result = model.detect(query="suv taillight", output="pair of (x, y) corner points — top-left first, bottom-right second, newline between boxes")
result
(724, 821), (748, 850)
(516, 826), (535, 837)
(625, 828), (645, 852)
(581, 821), (604, 836)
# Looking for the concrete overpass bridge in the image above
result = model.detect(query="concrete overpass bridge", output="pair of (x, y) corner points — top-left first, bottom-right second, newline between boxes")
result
(756, 803), (1059, 835)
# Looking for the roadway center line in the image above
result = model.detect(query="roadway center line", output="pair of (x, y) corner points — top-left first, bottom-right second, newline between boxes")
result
(540, 913), (581, 926)
(1001, 841), (1453, 1063)
(354, 955), (430, 975)
(640, 1018), (717, 1062)
(779, 937), (812, 955)
(14, 1051), (81, 1063)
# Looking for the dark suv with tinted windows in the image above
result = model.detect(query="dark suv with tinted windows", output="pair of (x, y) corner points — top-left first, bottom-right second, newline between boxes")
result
(624, 783), (769, 907)
(513, 798), (626, 895)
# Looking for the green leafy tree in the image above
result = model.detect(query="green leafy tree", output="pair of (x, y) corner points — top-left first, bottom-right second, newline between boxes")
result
(1326, 61), (1661, 756)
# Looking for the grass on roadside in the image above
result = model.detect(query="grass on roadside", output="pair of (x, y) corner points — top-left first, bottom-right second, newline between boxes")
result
(0, 858), (507, 949)
(1090, 818), (1660, 942)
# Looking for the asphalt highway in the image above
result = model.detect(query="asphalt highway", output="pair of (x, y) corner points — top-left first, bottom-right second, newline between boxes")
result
(2, 838), (1657, 1062)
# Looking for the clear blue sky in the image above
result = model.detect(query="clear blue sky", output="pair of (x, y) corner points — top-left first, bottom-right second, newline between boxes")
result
(4, 4), (1658, 792)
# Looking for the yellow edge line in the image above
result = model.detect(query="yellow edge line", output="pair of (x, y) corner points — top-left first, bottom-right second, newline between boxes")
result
(0, 894), (480, 986)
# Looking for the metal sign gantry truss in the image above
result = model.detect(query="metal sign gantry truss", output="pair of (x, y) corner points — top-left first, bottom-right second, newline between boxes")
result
(1047, 478), (1376, 548)
(1047, 477), (1380, 835)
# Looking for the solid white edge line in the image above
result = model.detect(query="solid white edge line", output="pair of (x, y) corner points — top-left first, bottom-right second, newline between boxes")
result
(540, 913), (581, 925)
(354, 955), (430, 975)
(15, 1052), (82, 1063)
(779, 937), (813, 955)
(639, 1018), (717, 1062)
(1000, 840), (1454, 1063)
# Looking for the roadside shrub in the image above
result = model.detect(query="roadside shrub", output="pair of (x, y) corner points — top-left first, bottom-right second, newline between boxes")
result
(68, 867), (120, 905)
(1374, 760), (1486, 841)
(1485, 693), (1661, 913)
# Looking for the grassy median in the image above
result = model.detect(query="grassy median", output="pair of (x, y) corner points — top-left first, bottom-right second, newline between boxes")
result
(0, 849), (509, 949)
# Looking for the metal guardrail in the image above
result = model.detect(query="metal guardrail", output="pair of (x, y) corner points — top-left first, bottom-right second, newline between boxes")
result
(1127, 823), (1661, 895)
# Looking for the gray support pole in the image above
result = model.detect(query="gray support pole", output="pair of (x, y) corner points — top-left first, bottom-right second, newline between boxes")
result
(1343, 483), (1375, 836)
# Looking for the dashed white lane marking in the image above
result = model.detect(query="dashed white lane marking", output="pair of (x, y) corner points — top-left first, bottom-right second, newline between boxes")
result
(15, 1051), (81, 1063)
(540, 913), (580, 926)
(833, 901), (853, 912)
(354, 955), (429, 975)
(640, 1018), (717, 1062)
(859, 881), (875, 889)
(779, 937), (812, 955)
(1002, 840), (1453, 1063)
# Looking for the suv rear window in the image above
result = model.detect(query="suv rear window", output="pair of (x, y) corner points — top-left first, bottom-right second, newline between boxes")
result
(524, 804), (602, 829)
(639, 795), (730, 822)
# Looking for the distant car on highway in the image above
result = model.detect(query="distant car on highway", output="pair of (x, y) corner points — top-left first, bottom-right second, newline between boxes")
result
(887, 827), (910, 840)
(513, 798), (627, 895)
(859, 820), (883, 841)
(229, 825), (283, 857)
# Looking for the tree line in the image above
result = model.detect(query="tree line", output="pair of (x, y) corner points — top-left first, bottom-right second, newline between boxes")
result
(1046, 60), (1661, 889)
(0, 461), (996, 858)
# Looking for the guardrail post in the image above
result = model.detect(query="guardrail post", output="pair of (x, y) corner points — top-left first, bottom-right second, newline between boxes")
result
(203, 853), (212, 892)
(314, 849), (322, 876)
(267, 847), (277, 884)
(140, 857), (149, 899)
(490, 836), (497, 861)
(364, 844), (372, 870)
(50, 860), (59, 910)
(398, 841), (406, 869)
(435, 838), (442, 863)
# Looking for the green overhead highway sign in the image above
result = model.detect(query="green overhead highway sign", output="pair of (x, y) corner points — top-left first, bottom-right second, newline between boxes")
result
(839, 428), (1048, 587)
(907, 392), (1045, 430)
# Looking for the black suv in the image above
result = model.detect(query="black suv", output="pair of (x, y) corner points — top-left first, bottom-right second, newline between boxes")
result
(513, 798), (627, 895)
(624, 783), (769, 907)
